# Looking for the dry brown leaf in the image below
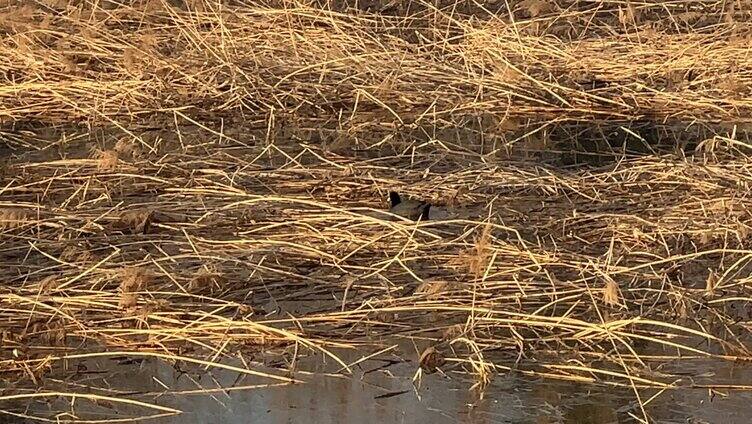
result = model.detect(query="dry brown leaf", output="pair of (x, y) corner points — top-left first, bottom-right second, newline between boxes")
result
(115, 210), (154, 234)
(676, 11), (703, 25)
(724, 2), (736, 24)
(118, 268), (152, 312)
(419, 346), (445, 373)
(678, 297), (689, 319)
(96, 149), (119, 170)
(602, 279), (621, 307)
(0, 208), (34, 229)
(705, 269), (718, 295)
(118, 293), (138, 311)
(442, 324), (464, 341)
(189, 270), (227, 293)
(519, 0), (553, 18)
(497, 117), (521, 132)
(738, 221), (750, 240)
(114, 138), (138, 158)
(60, 245), (96, 263)
(120, 268), (151, 294)
(38, 275), (61, 292)
(717, 75), (748, 96)
(414, 280), (450, 300)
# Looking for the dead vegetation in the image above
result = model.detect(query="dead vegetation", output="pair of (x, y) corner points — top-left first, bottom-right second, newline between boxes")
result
(1, 0), (752, 422)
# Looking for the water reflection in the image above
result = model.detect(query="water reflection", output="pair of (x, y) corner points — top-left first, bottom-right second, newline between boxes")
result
(4, 353), (752, 423)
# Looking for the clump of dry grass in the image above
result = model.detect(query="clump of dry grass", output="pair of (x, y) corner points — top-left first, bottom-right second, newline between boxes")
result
(0, 207), (33, 230)
(1, 0), (751, 139)
(454, 224), (493, 279)
(118, 267), (152, 311)
(94, 149), (119, 170)
(414, 279), (453, 300)
(59, 244), (96, 263)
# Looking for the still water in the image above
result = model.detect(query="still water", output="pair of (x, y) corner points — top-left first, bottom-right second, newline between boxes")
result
(6, 349), (751, 424)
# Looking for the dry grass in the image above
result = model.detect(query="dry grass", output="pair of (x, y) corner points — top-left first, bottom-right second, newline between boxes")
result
(2, 0), (752, 422)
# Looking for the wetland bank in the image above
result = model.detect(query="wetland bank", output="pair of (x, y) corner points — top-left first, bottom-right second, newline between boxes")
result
(2, 0), (752, 422)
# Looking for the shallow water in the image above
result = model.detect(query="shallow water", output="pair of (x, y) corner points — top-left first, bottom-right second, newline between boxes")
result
(7, 350), (752, 424)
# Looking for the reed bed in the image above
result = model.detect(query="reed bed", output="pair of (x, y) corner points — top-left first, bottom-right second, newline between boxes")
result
(1, 0), (752, 422)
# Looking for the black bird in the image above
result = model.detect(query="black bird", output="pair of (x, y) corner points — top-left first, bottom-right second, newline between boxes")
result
(388, 191), (430, 221)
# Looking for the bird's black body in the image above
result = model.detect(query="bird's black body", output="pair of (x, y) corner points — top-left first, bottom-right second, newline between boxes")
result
(388, 191), (430, 221)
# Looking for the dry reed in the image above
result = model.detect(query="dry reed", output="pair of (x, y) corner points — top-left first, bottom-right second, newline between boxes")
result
(1, 0), (752, 422)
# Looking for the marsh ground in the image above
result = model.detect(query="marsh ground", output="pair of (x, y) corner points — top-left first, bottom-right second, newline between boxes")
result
(2, 0), (752, 422)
